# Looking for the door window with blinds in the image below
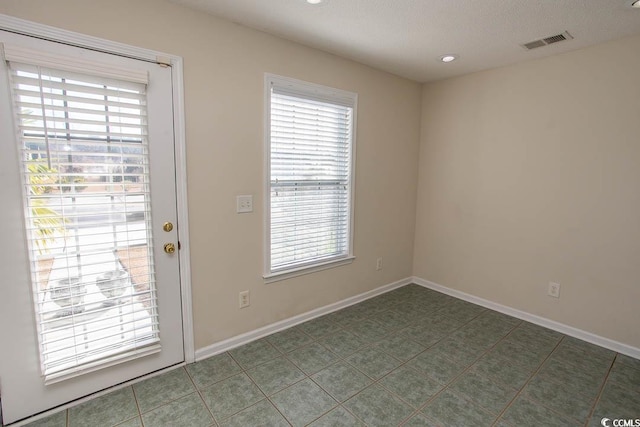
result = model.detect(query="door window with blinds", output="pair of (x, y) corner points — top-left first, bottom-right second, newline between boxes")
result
(5, 47), (160, 382)
(265, 74), (356, 280)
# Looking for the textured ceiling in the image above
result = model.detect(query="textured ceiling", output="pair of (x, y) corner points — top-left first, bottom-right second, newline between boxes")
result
(171, 0), (640, 82)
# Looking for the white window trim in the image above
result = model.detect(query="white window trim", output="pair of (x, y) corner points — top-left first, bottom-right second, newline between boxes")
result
(263, 73), (357, 283)
(0, 13), (195, 363)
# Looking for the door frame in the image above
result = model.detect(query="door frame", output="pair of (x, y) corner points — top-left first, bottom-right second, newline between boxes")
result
(0, 13), (195, 364)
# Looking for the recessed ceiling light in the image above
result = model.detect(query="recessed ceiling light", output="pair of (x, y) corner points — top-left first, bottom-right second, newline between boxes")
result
(306, 0), (323, 4)
(440, 55), (458, 63)
(632, 0), (640, 7)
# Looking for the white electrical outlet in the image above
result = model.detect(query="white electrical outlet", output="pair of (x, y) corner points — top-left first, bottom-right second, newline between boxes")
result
(236, 195), (253, 213)
(548, 282), (561, 298)
(376, 257), (383, 271)
(239, 290), (250, 308)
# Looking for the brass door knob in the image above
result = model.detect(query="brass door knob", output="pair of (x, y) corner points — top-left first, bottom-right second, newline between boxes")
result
(164, 243), (176, 254)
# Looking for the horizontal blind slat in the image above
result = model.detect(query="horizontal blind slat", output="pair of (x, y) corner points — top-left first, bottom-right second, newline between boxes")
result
(13, 88), (145, 109)
(272, 253), (348, 271)
(39, 305), (158, 339)
(41, 319), (160, 353)
(12, 75), (147, 98)
(271, 233), (349, 248)
(16, 101), (147, 120)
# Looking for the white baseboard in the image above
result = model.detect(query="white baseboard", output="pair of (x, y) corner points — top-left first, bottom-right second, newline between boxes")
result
(195, 275), (639, 362)
(412, 276), (640, 360)
(195, 277), (413, 361)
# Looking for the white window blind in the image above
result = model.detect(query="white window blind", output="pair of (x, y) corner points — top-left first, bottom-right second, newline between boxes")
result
(267, 76), (356, 276)
(7, 59), (160, 382)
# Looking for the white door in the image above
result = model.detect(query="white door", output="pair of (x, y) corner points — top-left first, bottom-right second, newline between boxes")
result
(0, 31), (184, 424)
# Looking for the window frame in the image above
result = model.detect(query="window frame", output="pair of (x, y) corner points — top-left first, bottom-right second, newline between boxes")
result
(263, 73), (357, 282)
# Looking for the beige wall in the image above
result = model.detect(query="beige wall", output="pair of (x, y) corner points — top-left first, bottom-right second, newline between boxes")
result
(414, 34), (640, 348)
(0, 0), (421, 349)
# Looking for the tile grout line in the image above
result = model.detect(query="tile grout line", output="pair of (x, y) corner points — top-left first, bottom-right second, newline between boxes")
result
(529, 355), (614, 403)
(522, 339), (618, 426)
(275, 344), (342, 425)
(338, 404), (369, 426)
(487, 332), (566, 425)
(491, 334), (608, 426)
(182, 365), (219, 427)
(228, 344), (301, 426)
(406, 319), (526, 426)
(263, 396), (294, 427)
(201, 339), (297, 425)
(218, 365), (270, 425)
(129, 368), (199, 423)
(595, 354), (640, 394)
(130, 384), (143, 427)
(582, 352), (618, 427)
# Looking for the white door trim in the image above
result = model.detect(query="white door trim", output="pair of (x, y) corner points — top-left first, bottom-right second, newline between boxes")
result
(0, 13), (195, 363)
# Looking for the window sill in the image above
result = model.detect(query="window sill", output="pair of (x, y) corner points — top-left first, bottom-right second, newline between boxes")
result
(264, 256), (355, 284)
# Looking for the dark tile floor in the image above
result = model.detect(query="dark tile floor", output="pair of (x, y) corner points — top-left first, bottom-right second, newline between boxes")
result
(18, 284), (640, 426)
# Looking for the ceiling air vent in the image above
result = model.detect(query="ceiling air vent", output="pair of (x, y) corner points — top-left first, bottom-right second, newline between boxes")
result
(521, 31), (573, 50)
